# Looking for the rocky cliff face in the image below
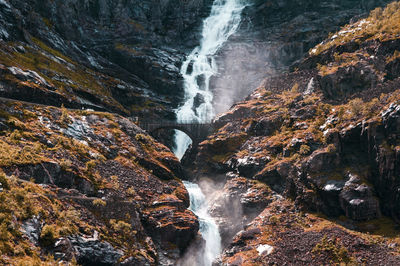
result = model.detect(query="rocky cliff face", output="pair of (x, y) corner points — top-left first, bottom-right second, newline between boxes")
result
(211, 0), (392, 114)
(0, 0), (213, 120)
(186, 2), (400, 264)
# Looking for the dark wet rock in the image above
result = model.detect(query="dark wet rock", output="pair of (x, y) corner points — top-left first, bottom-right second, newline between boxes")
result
(306, 150), (340, 173)
(192, 93), (205, 111)
(245, 117), (283, 136)
(324, 128), (340, 147)
(254, 166), (286, 194)
(138, 158), (175, 180)
(0, 121), (9, 131)
(227, 156), (267, 178)
(6, 162), (95, 196)
(142, 205), (199, 253)
(319, 63), (379, 99)
(54, 234), (124, 266)
(339, 174), (381, 221)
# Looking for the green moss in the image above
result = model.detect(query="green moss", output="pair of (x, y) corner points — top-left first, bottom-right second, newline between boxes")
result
(0, 40), (125, 112)
(312, 235), (354, 264)
(357, 216), (399, 238)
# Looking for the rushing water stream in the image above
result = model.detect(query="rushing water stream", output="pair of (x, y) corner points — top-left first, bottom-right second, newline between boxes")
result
(174, 0), (247, 159)
(174, 0), (247, 265)
(183, 181), (222, 266)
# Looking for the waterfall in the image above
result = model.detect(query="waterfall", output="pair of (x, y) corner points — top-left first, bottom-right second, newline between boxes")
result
(174, 0), (247, 159)
(174, 0), (247, 265)
(183, 181), (221, 266)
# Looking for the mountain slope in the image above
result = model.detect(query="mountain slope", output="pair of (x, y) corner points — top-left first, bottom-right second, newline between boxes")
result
(186, 2), (400, 264)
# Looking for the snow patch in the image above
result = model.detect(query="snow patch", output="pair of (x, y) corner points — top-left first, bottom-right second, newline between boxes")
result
(257, 244), (274, 256)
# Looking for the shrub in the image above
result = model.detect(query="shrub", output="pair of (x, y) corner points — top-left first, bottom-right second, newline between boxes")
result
(269, 215), (279, 225)
(363, 98), (380, 117)
(299, 145), (311, 155)
(326, 144), (337, 153)
(92, 198), (106, 207)
(9, 130), (22, 143)
(0, 172), (9, 190)
(59, 104), (71, 126)
(348, 98), (363, 116)
(110, 219), (134, 235)
(110, 175), (120, 189)
(40, 224), (58, 247)
(59, 159), (72, 170)
(85, 160), (96, 171)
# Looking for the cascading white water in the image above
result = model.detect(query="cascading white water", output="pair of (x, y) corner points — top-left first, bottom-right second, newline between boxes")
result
(174, 0), (247, 159)
(174, 0), (246, 265)
(183, 181), (221, 266)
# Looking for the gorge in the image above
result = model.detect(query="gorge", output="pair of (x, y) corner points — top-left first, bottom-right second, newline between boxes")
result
(0, 0), (400, 265)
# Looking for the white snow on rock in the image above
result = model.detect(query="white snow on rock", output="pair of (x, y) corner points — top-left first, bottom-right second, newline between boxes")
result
(257, 244), (274, 256)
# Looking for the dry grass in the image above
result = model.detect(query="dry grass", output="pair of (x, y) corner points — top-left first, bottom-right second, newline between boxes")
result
(311, 1), (400, 55)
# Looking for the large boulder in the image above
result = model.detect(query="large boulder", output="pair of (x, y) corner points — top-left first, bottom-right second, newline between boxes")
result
(339, 174), (381, 221)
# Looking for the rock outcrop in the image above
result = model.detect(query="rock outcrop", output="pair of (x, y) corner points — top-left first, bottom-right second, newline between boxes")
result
(0, 99), (198, 265)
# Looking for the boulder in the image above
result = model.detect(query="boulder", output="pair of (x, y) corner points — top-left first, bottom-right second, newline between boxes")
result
(53, 234), (124, 265)
(339, 175), (381, 221)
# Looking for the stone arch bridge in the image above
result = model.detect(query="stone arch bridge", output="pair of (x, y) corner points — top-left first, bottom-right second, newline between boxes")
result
(137, 119), (215, 146)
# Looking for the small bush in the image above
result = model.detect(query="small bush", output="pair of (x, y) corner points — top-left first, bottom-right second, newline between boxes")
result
(110, 175), (120, 189)
(269, 215), (280, 225)
(92, 198), (106, 207)
(40, 224), (58, 247)
(59, 104), (71, 125)
(348, 98), (363, 116)
(110, 219), (134, 235)
(59, 159), (72, 170)
(326, 144), (337, 153)
(85, 160), (96, 171)
(0, 172), (10, 190)
(299, 145), (311, 155)
(126, 187), (136, 197)
(9, 130), (22, 143)
(363, 98), (380, 117)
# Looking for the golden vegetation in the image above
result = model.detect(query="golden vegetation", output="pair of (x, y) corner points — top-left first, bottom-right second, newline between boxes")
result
(312, 1), (400, 55)
(0, 173), (83, 264)
(312, 235), (354, 264)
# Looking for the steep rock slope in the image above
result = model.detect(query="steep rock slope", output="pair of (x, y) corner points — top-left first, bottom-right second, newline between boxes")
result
(212, 0), (392, 114)
(0, 0), (213, 120)
(0, 99), (198, 265)
(187, 2), (400, 264)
